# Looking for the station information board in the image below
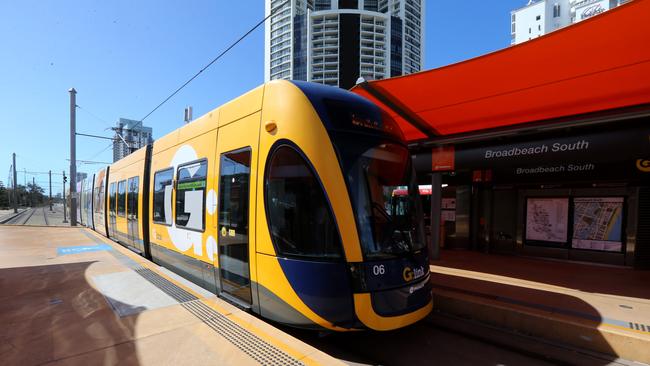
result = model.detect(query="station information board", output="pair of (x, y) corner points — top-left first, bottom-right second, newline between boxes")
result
(572, 197), (624, 252)
(525, 198), (569, 245)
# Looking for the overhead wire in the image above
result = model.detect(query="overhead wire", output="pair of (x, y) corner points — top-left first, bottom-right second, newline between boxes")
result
(76, 104), (114, 130)
(139, 9), (276, 122)
(86, 142), (114, 162)
(76, 160), (112, 165)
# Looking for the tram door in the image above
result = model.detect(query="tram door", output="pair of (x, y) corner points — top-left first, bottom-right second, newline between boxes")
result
(214, 115), (259, 307)
(127, 177), (141, 251)
(108, 182), (117, 238)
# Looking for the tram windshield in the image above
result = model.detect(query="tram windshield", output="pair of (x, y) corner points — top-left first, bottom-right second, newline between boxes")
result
(334, 134), (426, 260)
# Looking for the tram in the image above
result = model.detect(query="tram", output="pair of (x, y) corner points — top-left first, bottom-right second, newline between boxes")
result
(75, 80), (432, 331)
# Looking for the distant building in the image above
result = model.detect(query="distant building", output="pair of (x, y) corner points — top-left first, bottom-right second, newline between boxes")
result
(112, 118), (153, 162)
(265, 0), (425, 89)
(511, 0), (632, 45)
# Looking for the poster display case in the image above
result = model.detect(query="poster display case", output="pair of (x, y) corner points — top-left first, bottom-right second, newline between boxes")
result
(525, 197), (569, 245)
(572, 197), (624, 252)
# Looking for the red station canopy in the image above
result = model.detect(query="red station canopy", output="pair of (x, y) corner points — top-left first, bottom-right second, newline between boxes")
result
(351, 0), (650, 143)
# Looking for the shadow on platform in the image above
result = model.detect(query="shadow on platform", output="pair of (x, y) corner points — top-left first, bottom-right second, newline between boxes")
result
(433, 249), (650, 300)
(0, 261), (142, 365)
(429, 249), (650, 363)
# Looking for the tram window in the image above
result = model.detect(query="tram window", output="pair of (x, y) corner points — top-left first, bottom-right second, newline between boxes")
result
(265, 145), (342, 259)
(153, 168), (173, 225)
(94, 185), (105, 213)
(218, 149), (251, 242)
(93, 187), (100, 213)
(127, 177), (139, 219)
(99, 185), (105, 213)
(175, 159), (207, 231)
(117, 180), (126, 217)
(109, 182), (116, 215)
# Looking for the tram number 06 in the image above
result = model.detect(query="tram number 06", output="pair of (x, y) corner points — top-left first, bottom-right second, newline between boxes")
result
(372, 264), (386, 276)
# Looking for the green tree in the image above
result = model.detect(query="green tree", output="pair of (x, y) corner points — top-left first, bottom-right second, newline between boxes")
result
(27, 182), (45, 207)
(0, 181), (8, 208)
(13, 184), (28, 207)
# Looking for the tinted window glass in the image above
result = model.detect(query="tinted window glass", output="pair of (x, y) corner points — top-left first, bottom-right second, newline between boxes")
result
(218, 150), (251, 242)
(109, 182), (116, 215)
(333, 133), (425, 259)
(153, 168), (173, 225)
(117, 180), (126, 217)
(265, 145), (342, 259)
(176, 160), (207, 231)
(127, 177), (139, 219)
(93, 187), (101, 213)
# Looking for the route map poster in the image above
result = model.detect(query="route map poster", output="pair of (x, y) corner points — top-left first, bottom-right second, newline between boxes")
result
(572, 197), (624, 252)
(525, 198), (569, 244)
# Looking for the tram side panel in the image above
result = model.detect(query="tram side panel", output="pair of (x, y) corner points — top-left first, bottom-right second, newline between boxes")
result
(93, 167), (108, 237)
(106, 148), (148, 255)
(77, 180), (83, 226)
(76, 180), (84, 226)
(85, 174), (95, 229)
(77, 179), (83, 226)
(148, 116), (221, 294)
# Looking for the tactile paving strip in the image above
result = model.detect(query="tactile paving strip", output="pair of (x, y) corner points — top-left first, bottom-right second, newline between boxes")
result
(182, 300), (305, 366)
(629, 322), (650, 333)
(84, 231), (305, 365)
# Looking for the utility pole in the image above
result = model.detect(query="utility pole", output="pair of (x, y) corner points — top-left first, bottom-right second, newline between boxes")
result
(49, 170), (52, 211)
(62, 171), (68, 223)
(32, 177), (35, 207)
(12, 153), (17, 213)
(7, 170), (11, 208)
(69, 88), (77, 226)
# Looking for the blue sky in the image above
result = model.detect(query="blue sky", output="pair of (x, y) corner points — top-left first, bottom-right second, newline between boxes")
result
(0, 0), (524, 195)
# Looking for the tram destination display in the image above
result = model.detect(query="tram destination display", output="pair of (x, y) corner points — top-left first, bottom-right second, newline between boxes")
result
(525, 198), (569, 245)
(572, 197), (624, 252)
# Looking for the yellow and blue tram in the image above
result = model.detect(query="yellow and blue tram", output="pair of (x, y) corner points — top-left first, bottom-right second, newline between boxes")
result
(76, 80), (432, 331)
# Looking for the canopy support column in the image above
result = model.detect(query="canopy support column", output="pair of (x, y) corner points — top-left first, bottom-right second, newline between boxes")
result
(429, 173), (442, 261)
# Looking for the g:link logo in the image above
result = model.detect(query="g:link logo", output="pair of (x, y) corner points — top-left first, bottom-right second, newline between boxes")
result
(403, 267), (414, 281)
(403, 266), (426, 282)
(637, 159), (650, 173)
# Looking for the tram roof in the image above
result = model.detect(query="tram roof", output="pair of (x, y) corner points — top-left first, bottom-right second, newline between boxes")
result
(350, 0), (650, 143)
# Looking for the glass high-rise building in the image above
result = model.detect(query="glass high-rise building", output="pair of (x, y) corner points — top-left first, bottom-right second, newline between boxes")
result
(112, 118), (153, 162)
(264, 0), (425, 89)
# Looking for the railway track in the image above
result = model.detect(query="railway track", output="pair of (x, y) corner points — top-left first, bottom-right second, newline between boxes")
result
(1, 208), (35, 225)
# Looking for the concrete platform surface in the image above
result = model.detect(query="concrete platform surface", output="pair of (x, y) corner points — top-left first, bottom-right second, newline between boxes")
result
(0, 225), (344, 366)
(430, 250), (650, 364)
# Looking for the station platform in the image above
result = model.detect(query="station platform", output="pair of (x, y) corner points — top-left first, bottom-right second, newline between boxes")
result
(0, 225), (343, 365)
(430, 250), (650, 364)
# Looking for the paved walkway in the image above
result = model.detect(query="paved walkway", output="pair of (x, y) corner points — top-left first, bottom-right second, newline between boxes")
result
(0, 226), (342, 365)
(430, 250), (650, 364)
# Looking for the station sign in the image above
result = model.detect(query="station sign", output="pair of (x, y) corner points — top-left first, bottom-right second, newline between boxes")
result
(413, 125), (650, 183)
(454, 126), (650, 182)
